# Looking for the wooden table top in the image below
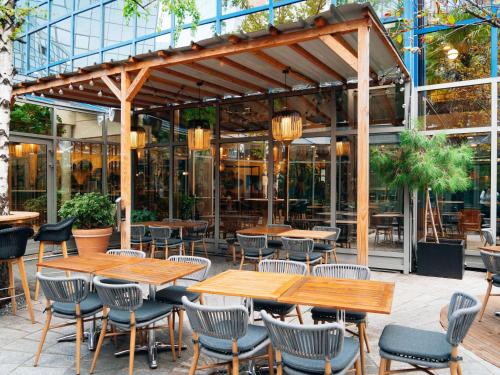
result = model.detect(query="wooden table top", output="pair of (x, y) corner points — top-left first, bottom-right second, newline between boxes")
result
(237, 226), (290, 236)
(188, 270), (302, 300)
(478, 245), (500, 253)
(373, 213), (404, 218)
(278, 276), (395, 314)
(280, 229), (336, 241)
(38, 253), (143, 274)
(139, 220), (201, 228)
(0, 211), (40, 224)
(95, 258), (205, 286)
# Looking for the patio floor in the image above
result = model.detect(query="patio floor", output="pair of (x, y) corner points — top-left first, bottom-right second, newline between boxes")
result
(1, 254), (499, 375)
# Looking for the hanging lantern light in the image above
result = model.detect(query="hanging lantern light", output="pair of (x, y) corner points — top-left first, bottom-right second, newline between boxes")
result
(188, 81), (211, 151)
(14, 144), (23, 157)
(336, 141), (350, 156)
(130, 125), (146, 149)
(272, 68), (302, 143)
(23, 143), (39, 155)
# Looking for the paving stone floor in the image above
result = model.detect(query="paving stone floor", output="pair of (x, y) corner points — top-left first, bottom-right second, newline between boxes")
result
(0, 255), (499, 375)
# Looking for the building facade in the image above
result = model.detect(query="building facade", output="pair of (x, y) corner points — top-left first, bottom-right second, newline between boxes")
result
(11, 0), (499, 271)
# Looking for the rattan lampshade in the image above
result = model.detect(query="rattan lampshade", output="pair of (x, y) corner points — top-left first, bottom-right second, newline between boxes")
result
(272, 109), (302, 142)
(130, 125), (146, 149)
(188, 119), (211, 151)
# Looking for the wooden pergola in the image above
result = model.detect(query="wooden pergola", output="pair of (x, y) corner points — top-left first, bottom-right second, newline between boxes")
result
(12, 4), (409, 265)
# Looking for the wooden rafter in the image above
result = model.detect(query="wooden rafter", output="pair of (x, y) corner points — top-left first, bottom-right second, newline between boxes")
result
(288, 44), (345, 82)
(252, 51), (318, 86)
(126, 67), (151, 101)
(148, 74), (207, 100)
(101, 75), (121, 99)
(319, 35), (358, 72)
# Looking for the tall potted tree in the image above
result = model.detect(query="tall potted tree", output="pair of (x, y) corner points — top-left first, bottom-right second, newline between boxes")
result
(58, 193), (115, 255)
(371, 129), (473, 279)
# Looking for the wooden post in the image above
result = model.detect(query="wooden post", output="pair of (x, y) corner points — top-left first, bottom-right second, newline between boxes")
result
(120, 70), (132, 248)
(356, 22), (370, 265)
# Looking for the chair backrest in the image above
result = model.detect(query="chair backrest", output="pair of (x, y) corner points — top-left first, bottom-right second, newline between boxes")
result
(130, 225), (146, 240)
(281, 237), (314, 254)
(312, 264), (371, 280)
(37, 272), (89, 304)
(261, 310), (345, 362)
(187, 221), (208, 236)
(446, 291), (480, 346)
(106, 249), (146, 258)
(480, 250), (500, 274)
(149, 226), (172, 241)
(258, 259), (307, 275)
(236, 234), (267, 251)
(93, 276), (143, 311)
(312, 226), (341, 241)
(182, 296), (248, 340)
(168, 255), (211, 281)
(0, 226), (34, 259)
(481, 228), (495, 246)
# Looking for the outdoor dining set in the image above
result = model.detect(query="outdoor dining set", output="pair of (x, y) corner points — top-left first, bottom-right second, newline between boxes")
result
(0, 217), (491, 375)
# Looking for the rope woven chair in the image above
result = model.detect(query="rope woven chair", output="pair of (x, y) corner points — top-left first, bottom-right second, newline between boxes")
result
(478, 250), (500, 321)
(106, 248), (146, 258)
(266, 224), (292, 256)
(184, 221), (209, 258)
(481, 228), (495, 246)
(33, 217), (75, 301)
(34, 273), (103, 375)
(156, 255), (211, 354)
(149, 225), (183, 259)
(377, 291), (480, 375)
(261, 310), (361, 375)
(130, 224), (152, 252)
(282, 237), (322, 271)
(0, 226), (35, 323)
(236, 233), (276, 270)
(90, 276), (176, 375)
(312, 226), (341, 263)
(311, 264), (371, 373)
(253, 260), (307, 323)
(182, 296), (273, 375)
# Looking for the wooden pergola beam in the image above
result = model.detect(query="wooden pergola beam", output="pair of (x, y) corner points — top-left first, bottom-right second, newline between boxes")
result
(126, 67), (151, 101)
(120, 71), (132, 248)
(288, 44), (345, 82)
(319, 34), (358, 72)
(101, 76), (121, 99)
(148, 75), (207, 100)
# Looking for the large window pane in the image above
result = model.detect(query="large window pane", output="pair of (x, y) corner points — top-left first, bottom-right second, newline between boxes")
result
(107, 143), (121, 202)
(220, 10), (269, 34)
(273, 1), (329, 25)
(56, 108), (104, 141)
(174, 106), (215, 143)
(104, 0), (134, 47)
(29, 29), (48, 69)
(51, 0), (72, 19)
(136, 1), (163, 37)
(220, 99), (269, 138)
(103, 44), (132, 62)
(173, 145), (189, 218)
(176, 23), (216, 47)
(74, 8), (101, 54)
(28, 3), (48, 30)
(138, 112), (171, 144)
(191, 148), (215, 237)
(50, 18), (71, 63)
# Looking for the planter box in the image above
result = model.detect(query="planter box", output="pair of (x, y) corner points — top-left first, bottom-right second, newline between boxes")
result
(417, 238), (465, 279)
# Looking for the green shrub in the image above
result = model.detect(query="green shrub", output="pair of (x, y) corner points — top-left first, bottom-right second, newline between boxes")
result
(58, 193), (115, 229)
(131, 208), (157, 223)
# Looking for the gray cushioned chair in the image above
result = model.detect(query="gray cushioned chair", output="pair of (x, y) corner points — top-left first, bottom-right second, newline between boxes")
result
(130, 224), (152, 252)
(90, 277), (176, 375)
(236, 233), (276, 270)
(312, 225), (341, 263)
(261, 310), (361, 375)
(253, 260), (307, 323)
(266, 224), (292, 255)
(184, 221), (209, 257)
(183, 296), (273, 375)
(481, 228), (495, 246)
(102, 249), (145, 285)
(149, 225), (183, 259)
(156, 255), (211, 353)
(282, 237), (322, 271)
(34, 273), (103, 375)
(377, 291), (480, 375)
(311, 264), (371, 373)
(478, 250), (500, 321)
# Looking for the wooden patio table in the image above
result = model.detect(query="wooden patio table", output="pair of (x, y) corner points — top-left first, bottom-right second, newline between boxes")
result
(237, 226), (289, 236)
(37, 253), (143, 274)
(139, 220), (200, 229)
(478, 245), (500, 253)
(0, 211), (39, 225)
(280, 229), (337, 241)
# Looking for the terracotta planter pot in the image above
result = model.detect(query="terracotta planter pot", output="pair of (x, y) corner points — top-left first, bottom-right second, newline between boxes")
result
(72, 227), (113, 255)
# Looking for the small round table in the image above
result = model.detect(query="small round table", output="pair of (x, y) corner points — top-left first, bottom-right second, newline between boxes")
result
(0, 211), (40, 225)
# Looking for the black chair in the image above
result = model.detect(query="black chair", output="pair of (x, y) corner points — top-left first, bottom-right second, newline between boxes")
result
(33, 217), (76, 301)
(0, 226), (35, 323)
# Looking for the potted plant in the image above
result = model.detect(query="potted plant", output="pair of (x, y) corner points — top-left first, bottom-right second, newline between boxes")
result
(371, 129), (473, 279)
(58, 192), (115, 255)
(179, 193), (195, 220)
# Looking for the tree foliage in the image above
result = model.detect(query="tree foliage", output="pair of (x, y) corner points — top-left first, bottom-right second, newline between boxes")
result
(10, 103), (64, 135)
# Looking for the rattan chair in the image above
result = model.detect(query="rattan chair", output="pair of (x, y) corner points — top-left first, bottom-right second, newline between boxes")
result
(236, 233), (276, 270)
(183, 296), (273, 375)
(90, 276), (176, 375)
(481, 228), (495, 246)
(312, 225), (341, 263)
(311, 264), (371, 373)
(377, 291), (480, 375)
(130, 224), (152, 252)
(34, 273), (103, 375)
(149, 225), (183, 259)
(478, 250), (500, 321)
(261, 310), (361, 375)
(266, 224), (292, 256)
(0, 226), (35, 323)
(156, 255), (211, 354)
(106, 249), (146, 258)
(33, 217), (75, 300)
(282, 237), (322, 271)
(184, 221), (209, 257)
(253, 260), (307, 323)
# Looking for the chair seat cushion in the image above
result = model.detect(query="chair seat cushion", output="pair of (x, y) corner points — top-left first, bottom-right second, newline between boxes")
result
(53, 292), (102, 316)
(226, 238), (237, 245)
(267, 239), (283, 248)
(199, 324), (268, 353)
(131, 236), (152, 244)
(155, 285), (200, 305)
(155, 238), (182, 247)
(379, 324), (452, 363)
(282, 336), (359, 374)
(253, 299), (295, 316)
(288, 252), (323, 262)
(245, 248), (275, 258)
(313, 243), (333, 251)
(493, 274), (500, 287)
(109, 300), (173, 325)
(311, 307), (366, 322)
